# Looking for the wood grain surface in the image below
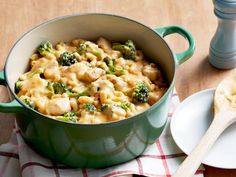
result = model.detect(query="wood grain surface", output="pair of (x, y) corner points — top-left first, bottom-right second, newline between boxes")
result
(0, 0), (236, 176)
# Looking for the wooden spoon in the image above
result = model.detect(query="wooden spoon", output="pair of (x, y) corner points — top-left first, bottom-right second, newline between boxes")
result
(173, 75), (236, 177)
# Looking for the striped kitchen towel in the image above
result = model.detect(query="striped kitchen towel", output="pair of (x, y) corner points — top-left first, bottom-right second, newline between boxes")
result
(0, 93), (204, 177)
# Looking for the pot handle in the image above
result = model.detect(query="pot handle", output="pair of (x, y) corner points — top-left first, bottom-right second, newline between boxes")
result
(154, 26), (195, 65)
(0, 71), (23, 113)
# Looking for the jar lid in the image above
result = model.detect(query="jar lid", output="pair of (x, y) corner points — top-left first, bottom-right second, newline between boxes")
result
(214, 0), (236, 19)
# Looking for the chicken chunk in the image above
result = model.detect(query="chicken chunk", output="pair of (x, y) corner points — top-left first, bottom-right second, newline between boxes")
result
(142, 64), (161, 81)
(97, 37), (112, 54)
(44, 66), (60, 81)
(148, 90), (165, 105)
(83, 68), (105, 82)
(103, 105), (126, 121)
(129, 61), (143, 74)
(45, 97), (71, 116)
(107, 75), (128, 92)
(67, 62), (90, 79)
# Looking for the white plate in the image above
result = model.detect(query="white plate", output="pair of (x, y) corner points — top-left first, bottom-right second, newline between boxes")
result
(171, 88), (236, 169)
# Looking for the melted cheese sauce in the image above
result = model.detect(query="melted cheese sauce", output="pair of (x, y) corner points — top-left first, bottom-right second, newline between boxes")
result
(16, 37), (167, 124)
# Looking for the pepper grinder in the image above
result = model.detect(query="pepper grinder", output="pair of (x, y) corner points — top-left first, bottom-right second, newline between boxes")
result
(209, 0), (236, 69)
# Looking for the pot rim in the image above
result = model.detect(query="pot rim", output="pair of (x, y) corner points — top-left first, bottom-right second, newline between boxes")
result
(4, 13), (176, 127)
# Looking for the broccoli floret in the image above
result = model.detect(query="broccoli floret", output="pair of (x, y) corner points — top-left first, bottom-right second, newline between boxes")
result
(119, 102), (131, 110)
(15, 81), (22, 94)
(78, 42), (88, 55)
(112, 40), (137, 60)
(67, 90), (90, 98)
(132, 83), (150, 103)
(22, 98), (35, 109)
(47, 82), (69, 94)
(84, 103), (96, 113)
(104, 57), (125, 76)
(104, 57), (114, 67)
(58, 52), (77, 66)
(101, 104), (109, 111)
(47, 82), (90, 98)
(93, 51), (102, 60)
(56, 111), (77, 123)
(104, 57), (115, 74)
(37, 41), (53, 56)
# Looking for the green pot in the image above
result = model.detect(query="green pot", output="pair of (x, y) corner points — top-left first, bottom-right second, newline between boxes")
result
(0, 14), (195, 168)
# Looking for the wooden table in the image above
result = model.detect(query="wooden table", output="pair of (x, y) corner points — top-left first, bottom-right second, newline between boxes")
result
(0, 0), (235, 176)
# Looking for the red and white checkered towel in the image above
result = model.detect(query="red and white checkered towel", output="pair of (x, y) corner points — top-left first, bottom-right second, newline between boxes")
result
(0, 93), (204, 177)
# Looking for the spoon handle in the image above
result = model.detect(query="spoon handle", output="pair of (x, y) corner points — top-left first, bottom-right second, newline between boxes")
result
(172, 114), (228, 177)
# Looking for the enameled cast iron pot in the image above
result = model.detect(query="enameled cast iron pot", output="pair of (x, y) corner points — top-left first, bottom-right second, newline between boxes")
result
(0, 14), (194, 168)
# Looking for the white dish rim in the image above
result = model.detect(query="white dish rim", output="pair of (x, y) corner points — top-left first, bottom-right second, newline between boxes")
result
(170, 88), (236, 169)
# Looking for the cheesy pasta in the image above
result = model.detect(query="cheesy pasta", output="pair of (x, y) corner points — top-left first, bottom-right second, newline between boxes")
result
(15, 37), (167, 124)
